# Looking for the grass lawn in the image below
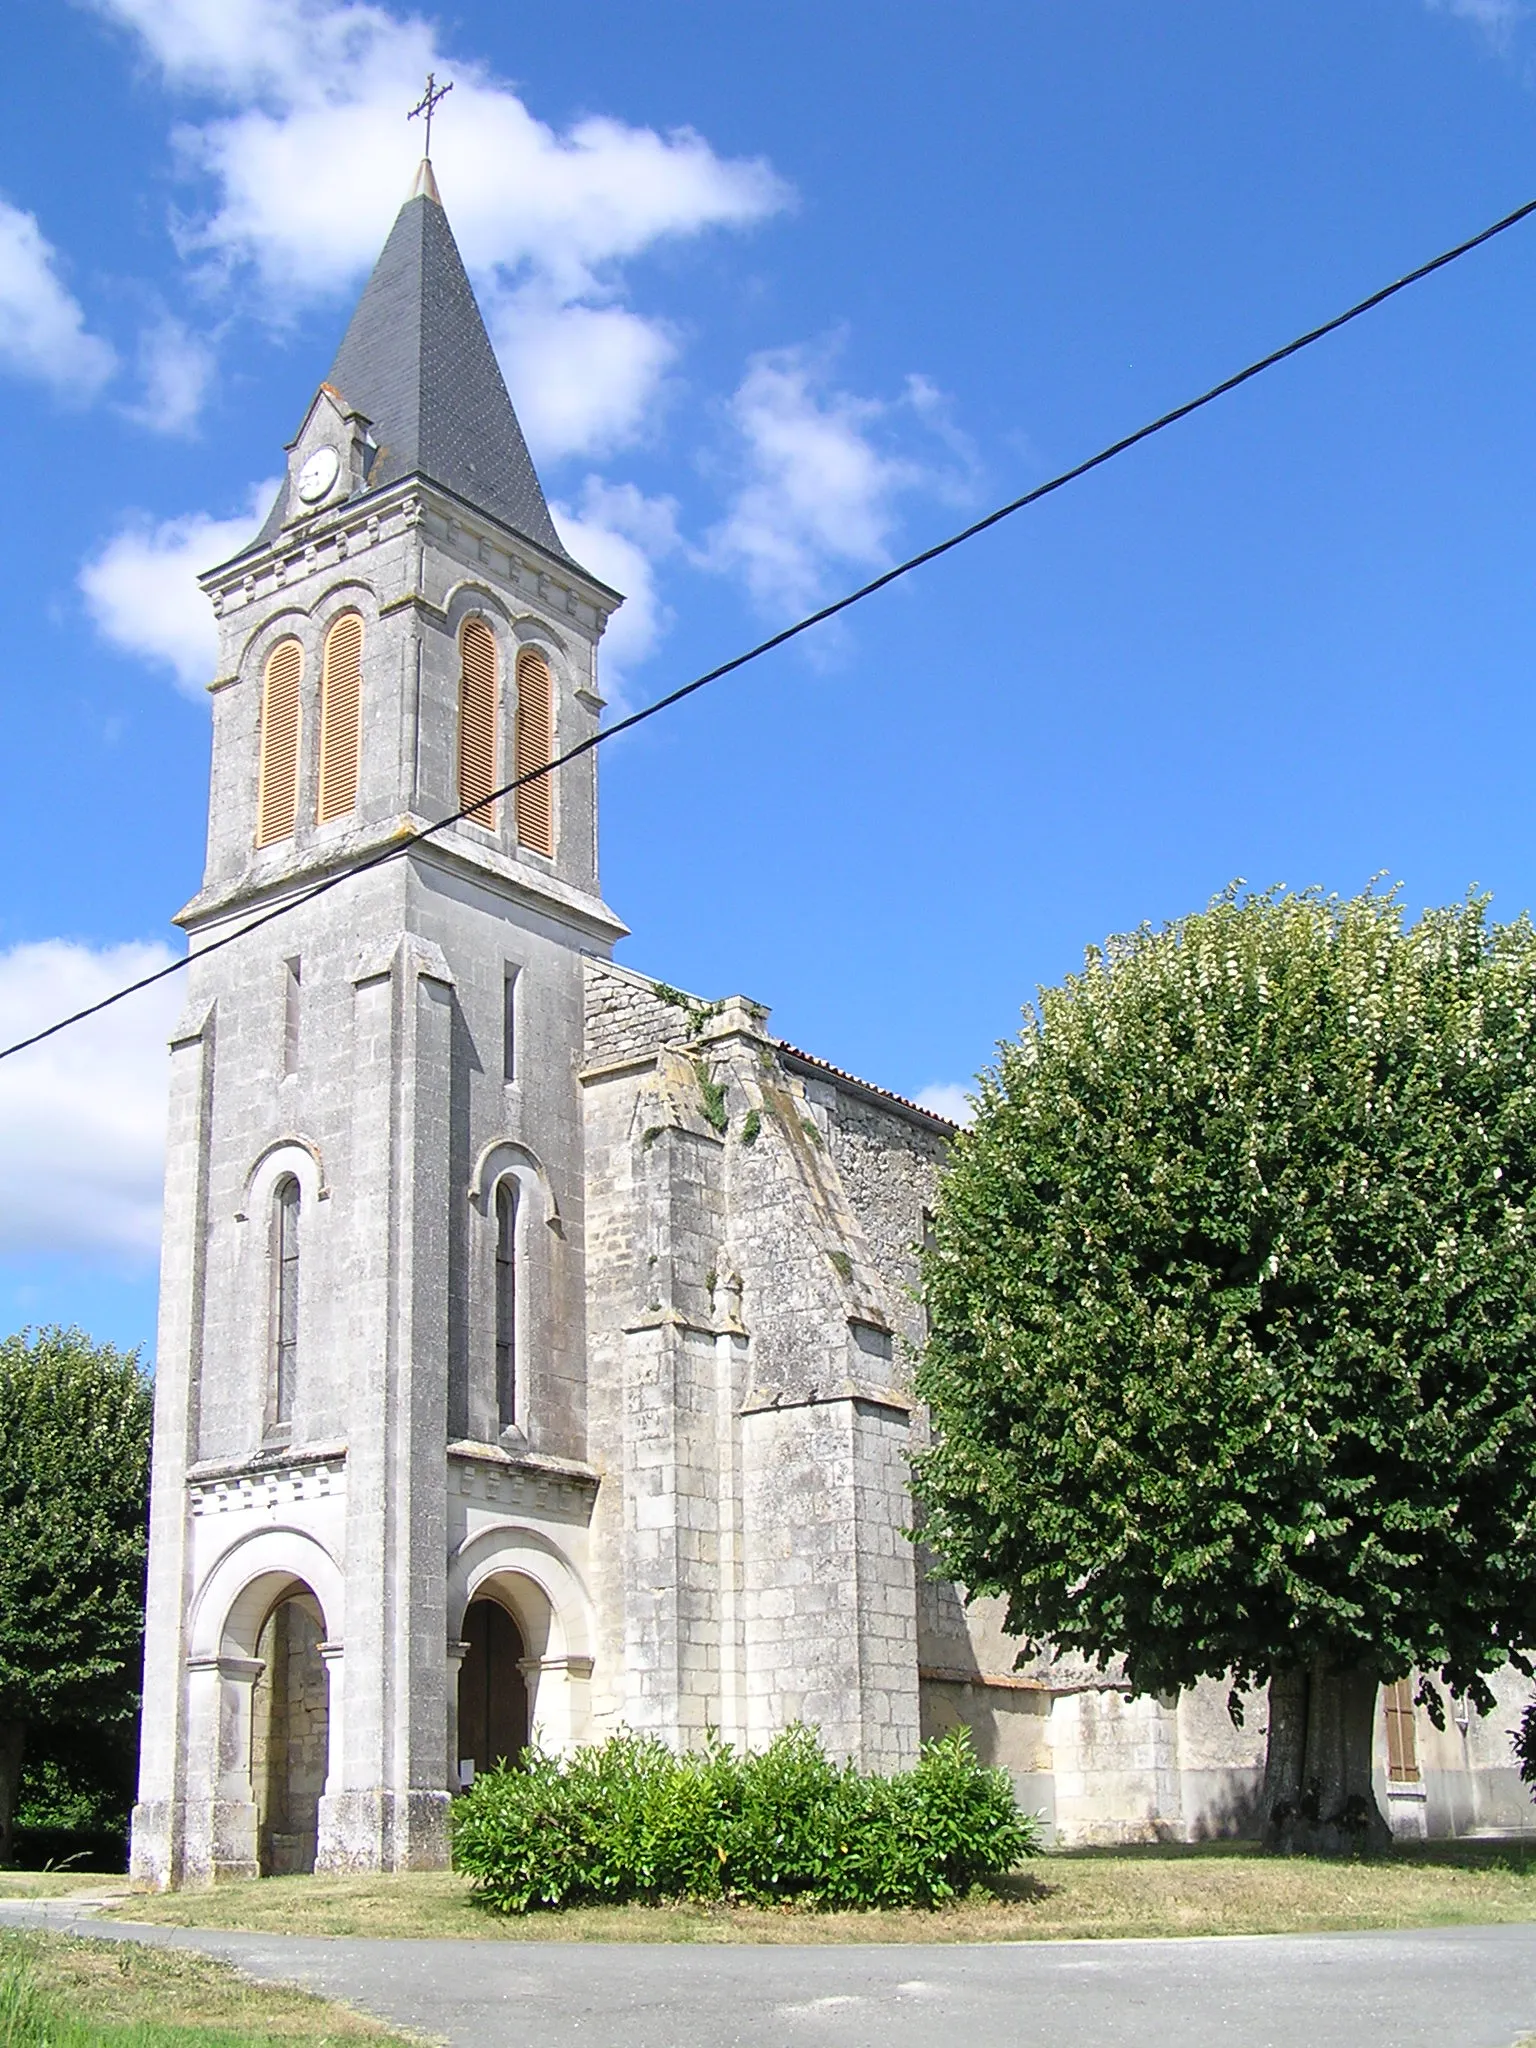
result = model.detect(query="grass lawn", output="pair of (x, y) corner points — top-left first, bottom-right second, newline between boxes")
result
(0, 1870), (125, 1899)
(0, 1930), (417, 2044)
(101, 1838), (1536, 1945)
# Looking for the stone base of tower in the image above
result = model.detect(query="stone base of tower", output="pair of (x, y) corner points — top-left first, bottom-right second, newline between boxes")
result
(315, 1789), (451, 1874)
(128, 1801), (178, 1891)
(129, 1789), (452, 1889)
(130, 1798), (260, 1892)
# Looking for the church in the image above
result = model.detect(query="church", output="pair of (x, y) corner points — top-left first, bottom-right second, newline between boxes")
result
(129, 161), (1533, 1887)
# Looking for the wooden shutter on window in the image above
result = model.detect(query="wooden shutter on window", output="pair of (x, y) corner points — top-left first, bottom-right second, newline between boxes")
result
(1383, 1679), (1420, 1783)
(458, 617), (498, 826)
(257, 638), (303, 846)
(514, 646), (554, 856)
(317, 612), (363, 822)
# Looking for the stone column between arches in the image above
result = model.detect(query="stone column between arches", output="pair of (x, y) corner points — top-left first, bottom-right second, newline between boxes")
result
(181, 1651), (265, 1883)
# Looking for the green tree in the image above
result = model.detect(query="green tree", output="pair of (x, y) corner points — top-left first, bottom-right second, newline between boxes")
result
(0, 1328), (151, 1865)
(914, 886), (1536, 1853)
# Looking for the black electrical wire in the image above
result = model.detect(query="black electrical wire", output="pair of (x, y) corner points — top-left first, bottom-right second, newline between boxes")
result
(5, 192), (1535, 1067)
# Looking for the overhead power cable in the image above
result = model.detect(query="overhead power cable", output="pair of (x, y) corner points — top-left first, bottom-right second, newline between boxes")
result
(5, 192), (1536, 1068)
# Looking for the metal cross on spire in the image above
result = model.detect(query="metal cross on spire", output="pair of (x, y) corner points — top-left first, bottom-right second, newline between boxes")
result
(408, 72), (454, 158)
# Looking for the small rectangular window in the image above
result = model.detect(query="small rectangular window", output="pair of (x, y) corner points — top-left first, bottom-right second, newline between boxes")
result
(503, 967), (519, 1085)
(283, 958), (301, 1076)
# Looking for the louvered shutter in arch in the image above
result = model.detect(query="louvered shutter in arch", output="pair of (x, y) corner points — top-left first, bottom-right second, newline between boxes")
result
(514, 647), (555, 857)
(317, 612), (363, 822)
(458, 617), (498, 826)
(1383, 1678), (1420, 1783)
(257, 638), (303, 847)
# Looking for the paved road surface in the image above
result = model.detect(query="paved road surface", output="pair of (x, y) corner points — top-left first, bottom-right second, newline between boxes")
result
(5, 1902), (1536, 2047)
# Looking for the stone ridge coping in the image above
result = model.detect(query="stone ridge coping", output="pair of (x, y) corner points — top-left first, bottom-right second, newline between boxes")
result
(585, 956), (696, 999)
(186, 1441), (348, 1484)
(919, 1664), (1051, 1693)
(740, 1380), (913, 1419)
(446, 1438), (599, 1488)
(775, 1045), (958, 1134)
(578, 1050), (662, 1085)
(919, 1665), (1140, 1700)
(584, 957), (952, 1132)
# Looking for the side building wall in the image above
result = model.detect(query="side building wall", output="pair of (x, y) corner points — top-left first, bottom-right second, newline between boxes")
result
(581, 963), (934, 1769)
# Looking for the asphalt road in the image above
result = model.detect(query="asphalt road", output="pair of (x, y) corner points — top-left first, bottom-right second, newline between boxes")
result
(7, 1903), (1536, 2047)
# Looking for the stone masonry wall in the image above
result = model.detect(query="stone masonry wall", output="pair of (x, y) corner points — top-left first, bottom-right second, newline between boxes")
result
(581, 964), (934, 1767)
(584, 960), (700, 1070)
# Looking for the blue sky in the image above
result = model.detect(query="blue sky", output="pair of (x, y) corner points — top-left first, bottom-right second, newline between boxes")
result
(2, 0), (1535, 1358)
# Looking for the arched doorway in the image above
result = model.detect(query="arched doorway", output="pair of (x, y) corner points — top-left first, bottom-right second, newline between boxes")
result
(457, 1597), (529, 1781)
(250, 1589), (328, 1875)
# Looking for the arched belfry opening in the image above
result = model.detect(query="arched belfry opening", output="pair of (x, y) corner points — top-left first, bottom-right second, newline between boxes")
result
(250, 1588), (329, 1875)
(458, 1596), (529, 1780)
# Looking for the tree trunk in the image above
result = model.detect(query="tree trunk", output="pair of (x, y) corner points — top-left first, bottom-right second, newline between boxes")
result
(1262, 1662), (1392, 1855)
(0, 1721), (25, 1869)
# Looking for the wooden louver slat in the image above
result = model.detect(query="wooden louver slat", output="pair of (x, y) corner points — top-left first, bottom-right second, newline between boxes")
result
(458, 617), (498, 827)
(514, 647), (554, 857)
(257, 638), (303, 847)
(317, 612), (363, 823)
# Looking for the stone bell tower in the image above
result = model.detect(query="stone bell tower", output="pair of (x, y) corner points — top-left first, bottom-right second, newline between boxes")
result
(131, 160), (625, 1886)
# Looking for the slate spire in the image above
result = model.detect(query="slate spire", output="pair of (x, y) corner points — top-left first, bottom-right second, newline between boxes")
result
(260, 166), (571, 562)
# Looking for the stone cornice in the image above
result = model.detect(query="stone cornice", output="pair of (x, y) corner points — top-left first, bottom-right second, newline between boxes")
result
(175, 816), (628, 947)
(200, 474), (622, 620)
(447, 1438), (598, 1481)
(186, 1441), (346, 1484)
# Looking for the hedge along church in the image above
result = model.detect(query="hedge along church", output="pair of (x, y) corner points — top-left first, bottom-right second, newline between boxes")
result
(131, 158), (1532, 1888)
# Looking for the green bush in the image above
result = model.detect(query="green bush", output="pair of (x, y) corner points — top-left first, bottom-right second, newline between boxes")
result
(450, 1723), (1038, 1913)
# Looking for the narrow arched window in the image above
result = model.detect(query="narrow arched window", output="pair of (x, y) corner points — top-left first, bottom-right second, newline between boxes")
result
(257, 639), (303, 846)
(273, 1175), (300, 1426)
(495, 1178), (517, 1429)
(317, 612), (363, 822)
(458, 617), (498, 826)
(514, 647), (554, 856)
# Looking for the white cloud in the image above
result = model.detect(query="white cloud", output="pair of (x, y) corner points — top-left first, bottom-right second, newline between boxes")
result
(0, 198), (116, 399)
(706, 345), (972, 615)
(915, 1083), (974, 1127)
(488, 293), (676, 463)
(0, 940), (181, 1263)
(552, 477), (681, 701)
(1426, 0), (1524, 40)
(124, 314), (216, 434)
(95, 0), (788, 455)
(79, 478), (279, 696)
(89, 0), (404, 99)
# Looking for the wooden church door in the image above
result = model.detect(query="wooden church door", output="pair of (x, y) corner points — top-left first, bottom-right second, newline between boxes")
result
(458, 1598), (530, 1779)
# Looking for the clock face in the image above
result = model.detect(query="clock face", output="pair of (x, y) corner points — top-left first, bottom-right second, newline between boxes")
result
(296, 445), (341, 504)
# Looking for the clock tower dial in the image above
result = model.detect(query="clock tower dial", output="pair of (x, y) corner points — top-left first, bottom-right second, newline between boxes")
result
(296, 444), (341, 504)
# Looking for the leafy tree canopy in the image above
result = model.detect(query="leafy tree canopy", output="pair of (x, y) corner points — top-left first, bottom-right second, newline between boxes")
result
(915, 887), (1536, 1736)
(0, 1326), (151, 1741)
